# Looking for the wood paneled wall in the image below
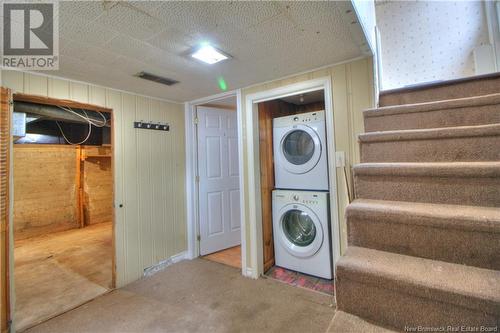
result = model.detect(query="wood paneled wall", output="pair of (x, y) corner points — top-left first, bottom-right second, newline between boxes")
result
(1, 71), (187, 287)
(13, 145), (79, 240)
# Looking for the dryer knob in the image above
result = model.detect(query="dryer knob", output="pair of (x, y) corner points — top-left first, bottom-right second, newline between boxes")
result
(293, 195), (299, 201)
(293, 116), (299, 121)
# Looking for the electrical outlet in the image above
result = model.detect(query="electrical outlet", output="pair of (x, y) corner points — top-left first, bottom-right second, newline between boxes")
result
(335, 151), (345, 167)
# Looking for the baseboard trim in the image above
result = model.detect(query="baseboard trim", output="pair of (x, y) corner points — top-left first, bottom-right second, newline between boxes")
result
(243, 267), (255, 279)
(143, 251), (188, 277)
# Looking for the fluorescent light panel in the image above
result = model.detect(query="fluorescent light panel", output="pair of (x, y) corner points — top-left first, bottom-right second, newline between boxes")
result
(191, 45), (229, 64)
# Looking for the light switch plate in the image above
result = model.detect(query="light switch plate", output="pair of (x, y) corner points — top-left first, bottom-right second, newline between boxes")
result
(335, 151), (345, 167)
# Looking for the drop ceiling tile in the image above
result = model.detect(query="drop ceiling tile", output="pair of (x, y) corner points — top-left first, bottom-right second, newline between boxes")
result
(45, 1), (366, 102)
(59, 1), (107, 22)
(94, 2), (166, 40)
(146, 29), (193, 54)
(213, 1), (285, 29)
(60, 42), (121, 67)
(59, 15), (118, 47)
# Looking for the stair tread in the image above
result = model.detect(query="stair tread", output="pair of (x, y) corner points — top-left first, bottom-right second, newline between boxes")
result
(365, 93), (500, 118)
(338, 247), (500, 313)
(327, 311), (397, 333)
(348, 199), (500, 233)
(359, 123), (500, 143)
(354, 161), (500, 177)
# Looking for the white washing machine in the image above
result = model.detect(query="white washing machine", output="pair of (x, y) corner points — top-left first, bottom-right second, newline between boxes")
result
(272, 190), (332, 279)
(273, 110), (329, 190)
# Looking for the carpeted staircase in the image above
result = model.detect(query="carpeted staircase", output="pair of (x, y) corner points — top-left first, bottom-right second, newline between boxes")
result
(328, 78), (500, 332)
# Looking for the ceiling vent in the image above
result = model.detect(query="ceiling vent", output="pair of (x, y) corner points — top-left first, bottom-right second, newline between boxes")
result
(134, 72), (179, 86)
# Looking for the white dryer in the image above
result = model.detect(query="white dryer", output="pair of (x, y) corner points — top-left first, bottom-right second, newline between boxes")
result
(272, 190), (332, 279)
(273, 111), (328, 191)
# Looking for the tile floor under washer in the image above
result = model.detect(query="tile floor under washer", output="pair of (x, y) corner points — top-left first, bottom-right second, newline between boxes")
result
(26, 259), (335, 333)
(265, 266), (335, 296)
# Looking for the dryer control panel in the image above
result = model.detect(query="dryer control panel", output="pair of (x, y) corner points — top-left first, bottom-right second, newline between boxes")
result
(273, 110), (325, 127)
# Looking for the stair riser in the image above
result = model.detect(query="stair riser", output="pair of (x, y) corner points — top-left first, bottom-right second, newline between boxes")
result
(360, 136), (500, 162)
(354, 175), (500, 207)
(347, 217), (500, 270)
(336, 277), (499, 329)
(364, 104), (500, 132)
(379, 75), (500, 106)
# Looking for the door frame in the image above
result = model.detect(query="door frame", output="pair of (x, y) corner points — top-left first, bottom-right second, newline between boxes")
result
(243, 77), (340, 279)
(184, 90), (247, 275)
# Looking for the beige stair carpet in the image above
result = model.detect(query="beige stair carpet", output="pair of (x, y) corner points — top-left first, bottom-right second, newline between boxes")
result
(328, 82), (500, 332)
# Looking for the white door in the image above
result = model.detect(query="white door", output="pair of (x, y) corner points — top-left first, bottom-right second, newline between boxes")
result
(197, 106), (241, 255)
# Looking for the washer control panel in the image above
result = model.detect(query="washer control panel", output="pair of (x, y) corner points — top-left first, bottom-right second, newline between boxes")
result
(290, 193), (320, 205)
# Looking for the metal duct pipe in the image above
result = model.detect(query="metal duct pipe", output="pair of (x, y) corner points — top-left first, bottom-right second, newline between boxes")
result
(13, 101), (109, 127)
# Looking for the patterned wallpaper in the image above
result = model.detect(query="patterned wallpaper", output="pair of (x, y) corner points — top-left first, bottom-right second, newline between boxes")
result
(376, 0), (490, 90)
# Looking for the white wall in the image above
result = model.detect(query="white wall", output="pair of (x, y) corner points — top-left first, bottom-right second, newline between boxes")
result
(1, 70), (187, 288)
(352, 0), (377, 53)
(377, 0), (490, 90)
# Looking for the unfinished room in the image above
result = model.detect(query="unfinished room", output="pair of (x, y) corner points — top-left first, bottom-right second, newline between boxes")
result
(1, 1), (499, 333)
(12, 95), (113, 331)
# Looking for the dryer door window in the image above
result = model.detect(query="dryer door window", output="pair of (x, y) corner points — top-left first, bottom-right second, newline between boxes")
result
(279, 125), (321, 174)
(278, 205), (323, 258)
(282, 130), (315, 165)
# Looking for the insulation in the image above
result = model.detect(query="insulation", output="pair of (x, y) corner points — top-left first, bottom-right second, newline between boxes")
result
(13, 146), (79, 240)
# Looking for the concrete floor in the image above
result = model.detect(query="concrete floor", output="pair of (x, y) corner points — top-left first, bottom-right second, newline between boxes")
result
(15, 223), (112, 331)
(27, 259), (335, 333)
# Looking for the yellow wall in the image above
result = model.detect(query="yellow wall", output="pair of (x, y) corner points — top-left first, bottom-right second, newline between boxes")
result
(241, 57), (375, 269)
(1, 70), (187, 287)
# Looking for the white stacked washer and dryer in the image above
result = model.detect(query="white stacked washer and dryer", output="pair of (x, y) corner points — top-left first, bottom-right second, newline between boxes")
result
(272, 110), (333, 279)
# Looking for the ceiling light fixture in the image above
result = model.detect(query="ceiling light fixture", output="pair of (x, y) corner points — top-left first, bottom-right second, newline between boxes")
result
(191, 44), (229, 64)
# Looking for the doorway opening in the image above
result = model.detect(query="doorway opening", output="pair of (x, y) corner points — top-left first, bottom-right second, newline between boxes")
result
(242, 77), (340, 286)
(11, 94), (114, 331)
(256, 90), (334, 296)
(188, 94), (243, 270)
(186, 91), (244, 269)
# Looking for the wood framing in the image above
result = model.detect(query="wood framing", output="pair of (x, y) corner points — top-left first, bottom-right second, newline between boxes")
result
(1, 87), (12, 333)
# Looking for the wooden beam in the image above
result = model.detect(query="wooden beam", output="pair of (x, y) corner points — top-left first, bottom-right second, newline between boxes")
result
(13, 93), (112, 114)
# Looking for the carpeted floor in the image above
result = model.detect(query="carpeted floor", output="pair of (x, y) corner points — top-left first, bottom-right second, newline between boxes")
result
(26, 259), (335, 333)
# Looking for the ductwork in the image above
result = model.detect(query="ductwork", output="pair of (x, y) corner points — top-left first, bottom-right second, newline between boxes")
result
(14, 102), (109, 127)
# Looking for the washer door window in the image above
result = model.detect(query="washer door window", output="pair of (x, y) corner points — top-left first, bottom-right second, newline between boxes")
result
(278, 205), (323, 258)
(280, 125), (322, 174)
